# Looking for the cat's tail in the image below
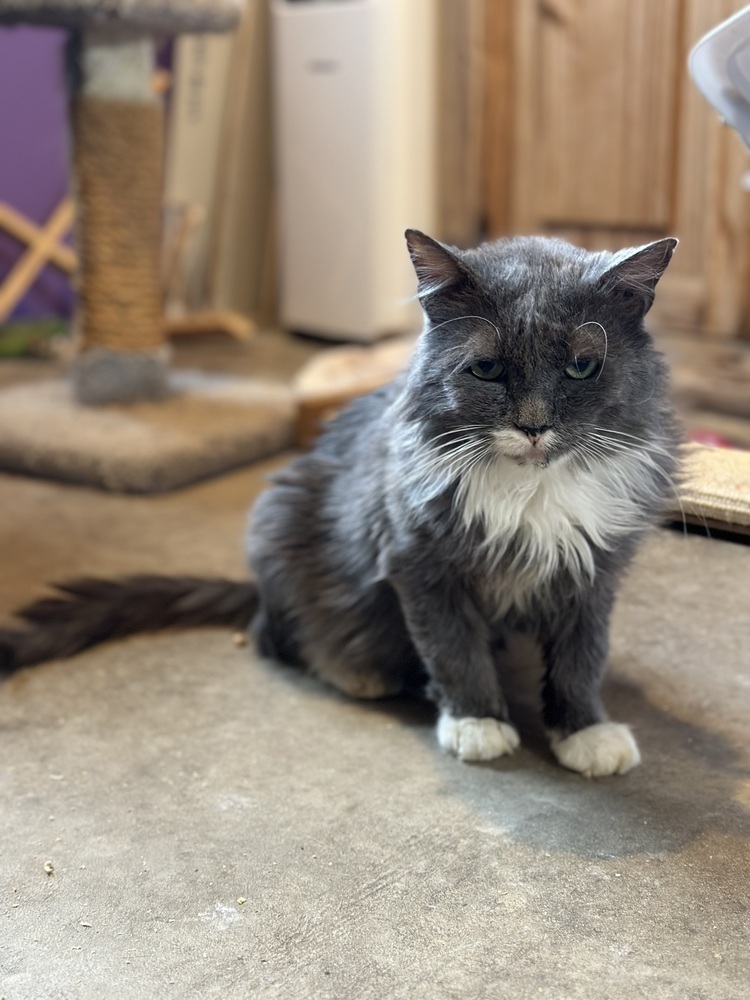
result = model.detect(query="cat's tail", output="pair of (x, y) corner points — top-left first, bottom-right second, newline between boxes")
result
(0, 575), (258, 678)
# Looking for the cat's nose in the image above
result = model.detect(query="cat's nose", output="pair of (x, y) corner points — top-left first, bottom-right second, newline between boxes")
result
(515, 423), (552, 442)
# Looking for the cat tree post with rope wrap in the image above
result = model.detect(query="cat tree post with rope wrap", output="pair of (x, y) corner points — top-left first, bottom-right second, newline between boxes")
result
(0, 0), (242, 404)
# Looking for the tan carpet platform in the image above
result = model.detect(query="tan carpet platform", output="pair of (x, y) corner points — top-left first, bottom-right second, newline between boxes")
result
(0, 371), (296, 492)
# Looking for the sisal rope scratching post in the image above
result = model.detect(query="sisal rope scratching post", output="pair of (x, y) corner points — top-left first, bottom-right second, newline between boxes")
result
(71, 34), (167, 402)
(0, 0), (243, 404)
(73, 98), (163, 355)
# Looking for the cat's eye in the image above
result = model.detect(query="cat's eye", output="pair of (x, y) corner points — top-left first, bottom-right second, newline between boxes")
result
(564, 357), (599, 380)
(469, 359), (506, 381)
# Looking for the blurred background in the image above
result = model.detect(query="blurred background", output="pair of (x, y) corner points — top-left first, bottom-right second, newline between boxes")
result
(1, 0), (749, 447)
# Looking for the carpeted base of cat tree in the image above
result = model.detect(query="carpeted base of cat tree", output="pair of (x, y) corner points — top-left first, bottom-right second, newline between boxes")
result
(0, 372), (296, 493)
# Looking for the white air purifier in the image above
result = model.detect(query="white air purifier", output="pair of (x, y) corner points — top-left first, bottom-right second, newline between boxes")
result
(271, 0), (437, 341)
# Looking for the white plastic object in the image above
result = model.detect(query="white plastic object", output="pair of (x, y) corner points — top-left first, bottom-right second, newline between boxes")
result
(271, 0), (437, 342)
(689, 4), (750, 149)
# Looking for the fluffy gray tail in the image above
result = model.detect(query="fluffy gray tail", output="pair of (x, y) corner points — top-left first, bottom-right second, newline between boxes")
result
(0, 576), (258, 677)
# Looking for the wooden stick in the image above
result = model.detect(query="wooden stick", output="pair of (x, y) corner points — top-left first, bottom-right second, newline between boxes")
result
(0, 202), (77, 273)
(0, 198), (76, 325)
(162, 309), (256, 342)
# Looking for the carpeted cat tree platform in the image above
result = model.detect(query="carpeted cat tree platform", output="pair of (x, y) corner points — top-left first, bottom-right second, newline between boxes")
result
(0, 372), (295, 493)
(0, 0), (296, 492)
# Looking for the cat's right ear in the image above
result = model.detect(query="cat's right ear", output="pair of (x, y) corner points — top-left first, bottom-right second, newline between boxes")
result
(405, 230), (476, 315)
(597, 238), (678, 318)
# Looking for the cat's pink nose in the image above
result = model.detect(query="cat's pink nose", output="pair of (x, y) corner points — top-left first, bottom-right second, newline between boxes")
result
(515, 423), (551, 445)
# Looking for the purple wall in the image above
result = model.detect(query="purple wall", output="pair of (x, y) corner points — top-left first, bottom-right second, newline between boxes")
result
(0, 25), (74, 320)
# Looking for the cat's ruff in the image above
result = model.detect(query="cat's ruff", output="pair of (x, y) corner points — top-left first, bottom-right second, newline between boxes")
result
(455, 445), (660, 601)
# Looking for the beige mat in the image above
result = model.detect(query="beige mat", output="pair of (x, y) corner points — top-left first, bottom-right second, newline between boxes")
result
(675, 443), (750, 534)
(0, 371), (295, 493)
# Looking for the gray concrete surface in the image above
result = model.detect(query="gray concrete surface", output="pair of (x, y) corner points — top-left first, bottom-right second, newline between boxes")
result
(1, 461), (749, 999)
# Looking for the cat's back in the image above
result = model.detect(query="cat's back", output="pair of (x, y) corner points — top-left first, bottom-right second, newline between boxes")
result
(248, 379), (398, 550)
(312, 379), (400, 461)
(247, 377), (400, 612)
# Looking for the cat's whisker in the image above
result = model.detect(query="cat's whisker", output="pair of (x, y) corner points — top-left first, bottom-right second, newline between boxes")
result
(585, 425), (675, 460)
(427, 428), (494, 451)
(421, 432), (497, 469)
(575, 321), (608, 380)
(427, 424), (490, 444)
(579, 441), (688, 540)
(585, 432), (671, 473)
(586, 432), (676, 473)
(425, 314), (501, 340)
(428, 453), (490, 481)
(632, 379), (658, 405)
(424, 435), (492, 462)
(415, 434), (488, 461)
(588, 424), (673, 448)
(590, 432), (671, 459)
(583, 433), (689, 534)
(414, 438), (493, 485)
(443, 438), (493, 468)
(582, 444), (670, 486)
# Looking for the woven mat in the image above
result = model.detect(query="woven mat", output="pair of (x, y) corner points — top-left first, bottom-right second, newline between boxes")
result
(0, 372), (295, 493)
(674, 443), (750, 532)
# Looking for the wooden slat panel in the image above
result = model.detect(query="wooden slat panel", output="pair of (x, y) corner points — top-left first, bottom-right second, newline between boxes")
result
(509, 0), (538, 233)
(500, 0), (750, 336)
(481, 0), (515, 237)
(535, 0), (680, 229)
(669, 0), (727, 284)
(436, 0), (485, 247)
(207, 0), (275, 323)
(704, 127), (750, 336)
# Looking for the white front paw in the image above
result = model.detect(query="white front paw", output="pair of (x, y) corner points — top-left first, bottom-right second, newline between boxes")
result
(437, 714), (520, 762)
(551, 722), (640, 777)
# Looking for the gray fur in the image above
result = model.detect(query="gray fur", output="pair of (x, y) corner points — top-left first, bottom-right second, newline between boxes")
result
(248, 231), (680, 739)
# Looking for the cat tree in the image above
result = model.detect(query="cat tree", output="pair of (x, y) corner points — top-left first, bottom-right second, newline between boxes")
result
(0, 0), (241, 404)
(0, 0), (297, 492)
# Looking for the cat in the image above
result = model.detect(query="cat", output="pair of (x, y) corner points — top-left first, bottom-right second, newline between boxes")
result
(0, 230), (680, 778)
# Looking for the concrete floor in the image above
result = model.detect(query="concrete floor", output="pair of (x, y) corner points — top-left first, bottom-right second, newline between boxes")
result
(1, 452), (749, 999)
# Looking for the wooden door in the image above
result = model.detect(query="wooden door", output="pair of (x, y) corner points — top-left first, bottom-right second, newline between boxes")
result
(483, 0), (750, 337)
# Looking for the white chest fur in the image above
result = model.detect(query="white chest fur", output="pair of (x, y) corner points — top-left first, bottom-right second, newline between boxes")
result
(455, 451), (651, 606)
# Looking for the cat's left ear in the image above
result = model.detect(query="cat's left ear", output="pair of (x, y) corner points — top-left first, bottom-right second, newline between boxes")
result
(405, 229), (479, 316)
(598, 238), (678, 317)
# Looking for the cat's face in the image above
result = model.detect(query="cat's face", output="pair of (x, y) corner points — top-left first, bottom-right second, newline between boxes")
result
(402, 232), (677, 471)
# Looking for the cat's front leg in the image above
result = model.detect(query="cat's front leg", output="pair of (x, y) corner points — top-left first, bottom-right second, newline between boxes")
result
(387, 560), (519, 762)
(540, 585), (639, 778)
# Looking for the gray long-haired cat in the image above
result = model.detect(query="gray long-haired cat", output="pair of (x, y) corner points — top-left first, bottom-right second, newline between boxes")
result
(0, 231), (680, 777)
